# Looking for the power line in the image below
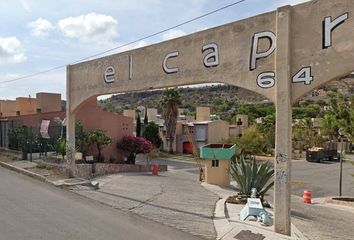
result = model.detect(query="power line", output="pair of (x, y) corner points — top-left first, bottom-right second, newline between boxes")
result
(0, 0), (247, 85)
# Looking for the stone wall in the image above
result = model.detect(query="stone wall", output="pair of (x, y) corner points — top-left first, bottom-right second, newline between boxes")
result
(75, 164), (93, 179)
(93, 163), (167, 177)
(38, 158), (167, 179)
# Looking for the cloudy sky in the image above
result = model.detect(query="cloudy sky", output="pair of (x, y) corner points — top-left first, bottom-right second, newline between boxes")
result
(0, 0), (309, 100)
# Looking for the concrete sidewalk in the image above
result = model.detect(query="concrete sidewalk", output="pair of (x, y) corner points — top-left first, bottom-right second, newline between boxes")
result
(71, 169), (219, 239)
(202, 183), (307, 240)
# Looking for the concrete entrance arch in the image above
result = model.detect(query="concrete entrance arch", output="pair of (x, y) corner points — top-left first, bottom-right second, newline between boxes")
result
(67, 0), (354, 235)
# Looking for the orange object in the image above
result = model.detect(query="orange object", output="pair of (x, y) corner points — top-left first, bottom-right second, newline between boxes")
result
(152, 163), (159, 176)
(303, 190), (312, 204)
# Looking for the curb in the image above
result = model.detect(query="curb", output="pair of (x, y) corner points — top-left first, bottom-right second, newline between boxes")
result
(0, 161), (49, 183)
(213, 198), (233, 240)
(311, 197), (354, 211)
(159, 157), (197, 165)
(0, 161), (99, 190)
(202, 183), (307, 240)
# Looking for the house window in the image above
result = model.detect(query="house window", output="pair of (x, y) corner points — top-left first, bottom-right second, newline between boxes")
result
(237, 118), (243, 126)
(212, 159), (219, 168)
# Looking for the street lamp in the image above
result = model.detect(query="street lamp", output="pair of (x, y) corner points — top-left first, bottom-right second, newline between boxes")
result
(338, 128), (344, 197)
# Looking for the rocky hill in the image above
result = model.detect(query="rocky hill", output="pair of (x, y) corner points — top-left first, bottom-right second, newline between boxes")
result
(98, 84), (267, 115)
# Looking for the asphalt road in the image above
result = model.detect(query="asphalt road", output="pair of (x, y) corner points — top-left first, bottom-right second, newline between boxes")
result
(291, 195), (354, 240)
(0, 166), (202, 240)
(291, 159), (354, 197)
(156, 157), (354, 240)
(289, 159), (354, 240)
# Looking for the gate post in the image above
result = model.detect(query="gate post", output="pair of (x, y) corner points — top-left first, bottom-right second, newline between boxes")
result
(66, 65), (77, 177)
(274, 6), (292, 236)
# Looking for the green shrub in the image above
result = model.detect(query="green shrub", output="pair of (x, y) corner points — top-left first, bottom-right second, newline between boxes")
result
(55, 137), (66, 160)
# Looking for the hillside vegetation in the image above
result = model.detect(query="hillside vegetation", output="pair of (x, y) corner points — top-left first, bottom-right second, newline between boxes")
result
(98, 85), (267, 120)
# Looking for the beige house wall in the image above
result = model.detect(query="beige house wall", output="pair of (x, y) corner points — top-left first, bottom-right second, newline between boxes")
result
(230, 114), (249, 137)
(36, 92), (62, 113)
(229, 127), (240, 137)
(15, 97), (37, 116)
(207, 120), (229, 143)
(0, 100), (17, 117)
(160, 121), (183, 152)
(147, 108), (158, 122)
(204, 159), (230, 187)
(123, 109), (136, 122)
(236, 114), (249, 128)
(196, 107), (210, 121)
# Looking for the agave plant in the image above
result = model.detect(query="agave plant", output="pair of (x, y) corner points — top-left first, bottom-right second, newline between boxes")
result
(230, 154), (274, 199)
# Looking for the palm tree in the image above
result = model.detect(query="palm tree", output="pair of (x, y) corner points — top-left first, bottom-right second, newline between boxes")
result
(160, 88), (181, 154)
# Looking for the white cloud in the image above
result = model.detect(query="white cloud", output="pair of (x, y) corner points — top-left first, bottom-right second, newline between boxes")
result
(28, 18), (55, 37)
(0, 37), (27, 64)
(162, 29), (186, 41)
(58, 13), (118, 43)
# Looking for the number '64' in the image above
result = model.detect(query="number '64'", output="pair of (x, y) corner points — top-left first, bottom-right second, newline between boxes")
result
(256, 67), (314, 88)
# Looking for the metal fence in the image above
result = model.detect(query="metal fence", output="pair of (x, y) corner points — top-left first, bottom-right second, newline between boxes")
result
(6, 124), (63, 160)
(0, 121), (8, 149)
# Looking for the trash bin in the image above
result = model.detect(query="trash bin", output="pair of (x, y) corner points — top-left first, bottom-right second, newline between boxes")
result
(323, 149), (339, 161)
(306, 148), (324, 163)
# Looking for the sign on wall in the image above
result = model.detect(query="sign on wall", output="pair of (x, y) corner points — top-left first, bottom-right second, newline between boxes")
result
(68, 0), (354, 112)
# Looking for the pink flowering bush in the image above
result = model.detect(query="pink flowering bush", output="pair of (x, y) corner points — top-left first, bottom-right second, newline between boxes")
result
(117, 135), (154, 164)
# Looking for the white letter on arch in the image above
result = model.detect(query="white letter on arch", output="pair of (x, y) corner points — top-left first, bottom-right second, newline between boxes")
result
(202, 43), (219, 68)
(162, 51), (179, 74)
(323, 12), (349, 49)
(250, 31), (276, 71)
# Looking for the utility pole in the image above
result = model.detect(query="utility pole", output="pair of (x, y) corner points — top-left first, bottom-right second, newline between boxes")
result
(274, 6), (292, 236)
(338, 128), (344, 196)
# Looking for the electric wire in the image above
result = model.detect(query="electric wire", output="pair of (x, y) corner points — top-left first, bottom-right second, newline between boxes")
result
(0, 0), (247, 85)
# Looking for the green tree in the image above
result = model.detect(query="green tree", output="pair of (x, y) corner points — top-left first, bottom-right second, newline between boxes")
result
(8, 126), (25, 150)
(136, 113), (142, 137)
(321, 92), (354, 141)
(257, 113), (275, 151)
(160, 88), (181, 153)
(293, 118), (315, 149)
(143, 122), (162, 148)
(86, 129), (112, 162)
(75, 121), (87, 154)
(228, 126), (265, 156)
(293, 105), (321, 119)
(321, 114), (340, 142)
(144, 108), (148, 125)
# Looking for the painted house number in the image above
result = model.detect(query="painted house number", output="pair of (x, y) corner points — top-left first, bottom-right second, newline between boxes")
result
(104, 12), (348, 89)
